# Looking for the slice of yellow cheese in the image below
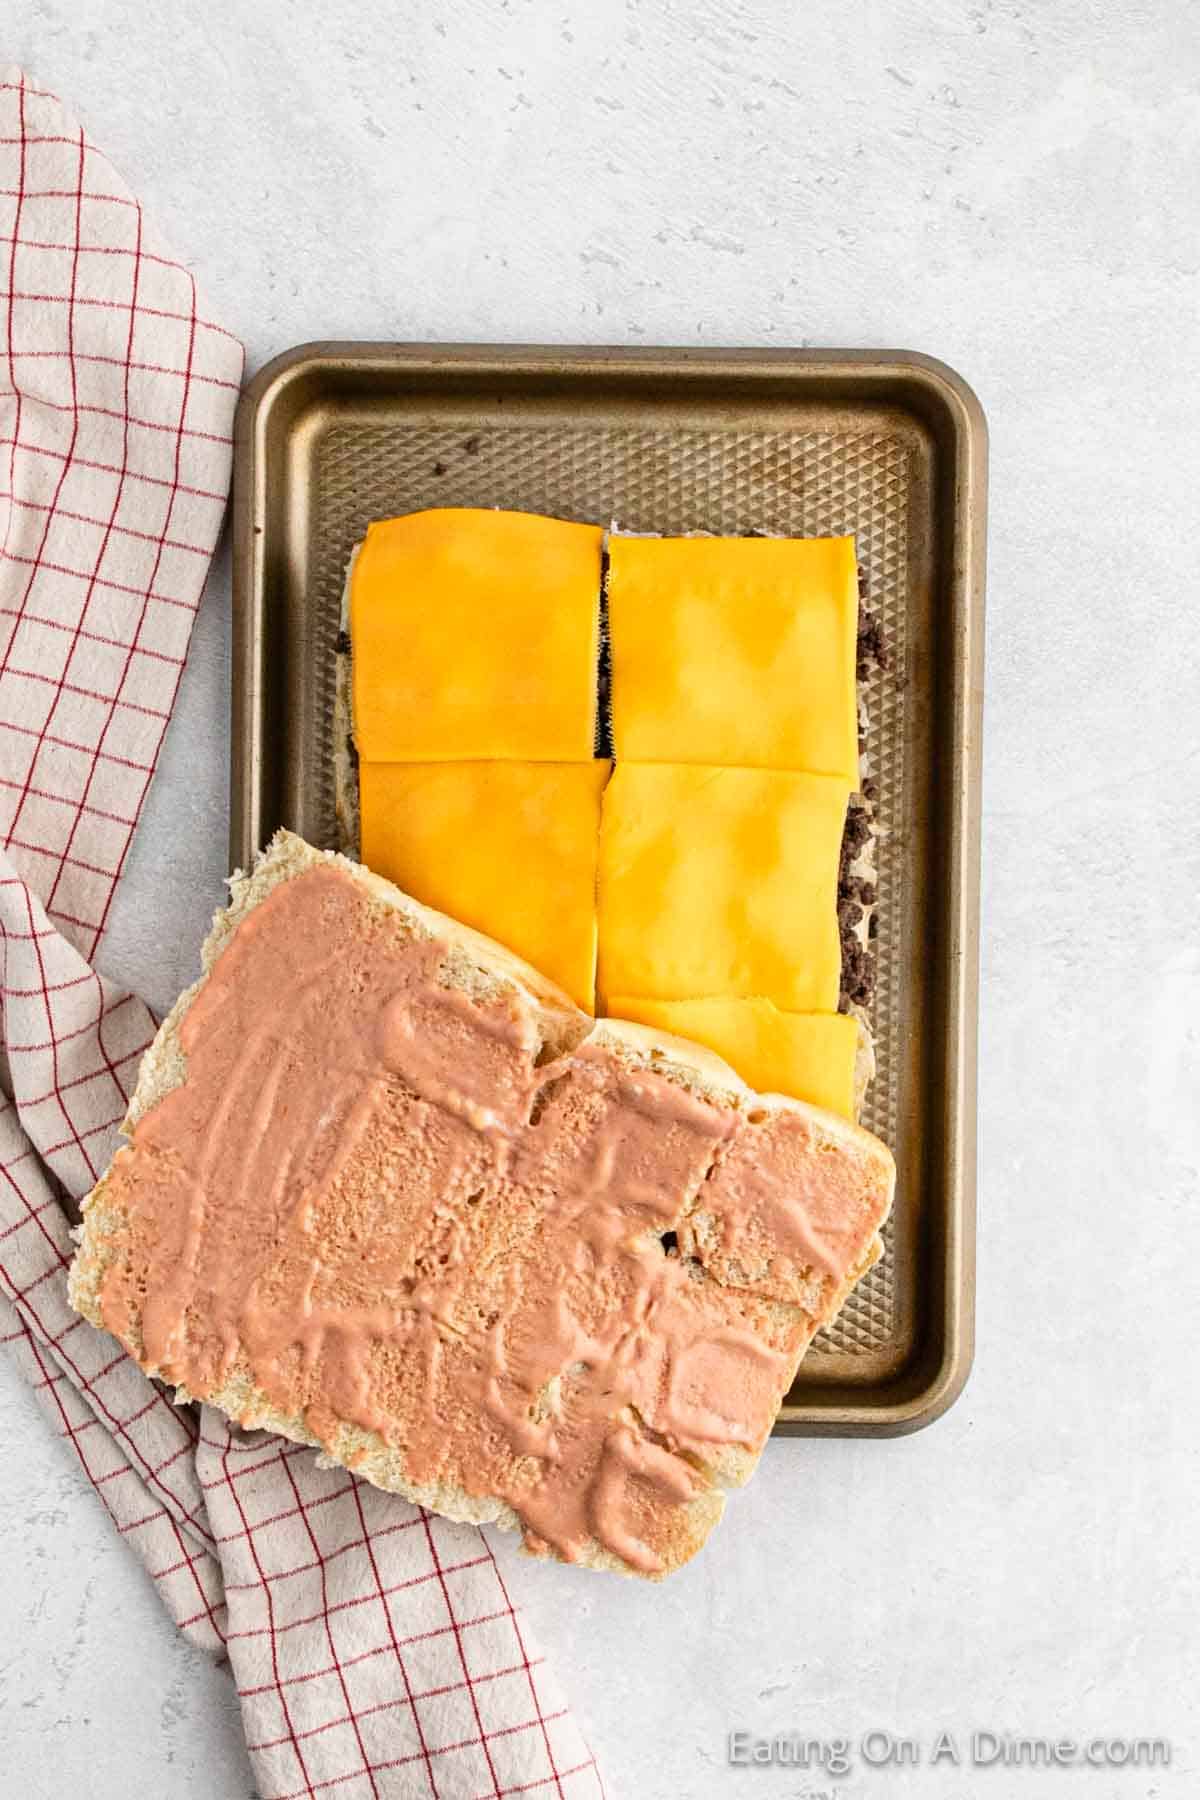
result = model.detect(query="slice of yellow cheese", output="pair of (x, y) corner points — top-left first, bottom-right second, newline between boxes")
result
(351, 509), (603, 762)
(596, 762), (848, 1014)
(360, 760), (610, 1010)
(607, 996), (860, 1119)
(606, 534), (860, 782)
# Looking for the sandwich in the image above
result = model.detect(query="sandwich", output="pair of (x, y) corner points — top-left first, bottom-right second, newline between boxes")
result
(69, 833), (894, 1578)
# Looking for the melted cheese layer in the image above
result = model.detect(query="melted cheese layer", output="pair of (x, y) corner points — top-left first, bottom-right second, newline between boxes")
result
(606, 533), (860, 782)
(351, 508), (603, 761)
(352, 511), (864, 1113)
(360, 760), (610, 1010)
(596, 763), (849, 1015)
(607, 997), (859, 1119)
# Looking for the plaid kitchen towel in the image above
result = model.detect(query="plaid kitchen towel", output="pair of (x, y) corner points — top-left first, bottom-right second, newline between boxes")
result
(0, 66), (604, 1800)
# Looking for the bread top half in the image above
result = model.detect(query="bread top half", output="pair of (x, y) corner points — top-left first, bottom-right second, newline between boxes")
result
(70, 832), (893, 1577)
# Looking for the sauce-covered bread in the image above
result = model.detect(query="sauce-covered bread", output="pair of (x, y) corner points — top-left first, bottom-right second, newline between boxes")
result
(69, 834), (893, 1577)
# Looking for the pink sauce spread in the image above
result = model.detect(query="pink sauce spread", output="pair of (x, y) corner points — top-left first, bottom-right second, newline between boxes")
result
(97, 865), (886, 1574)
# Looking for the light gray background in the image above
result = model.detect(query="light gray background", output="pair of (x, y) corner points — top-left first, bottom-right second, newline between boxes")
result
(1, 4), (1198, 1797)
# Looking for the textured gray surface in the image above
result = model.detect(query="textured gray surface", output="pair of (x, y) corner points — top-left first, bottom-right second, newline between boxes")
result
(1, 3), (1198, 1797)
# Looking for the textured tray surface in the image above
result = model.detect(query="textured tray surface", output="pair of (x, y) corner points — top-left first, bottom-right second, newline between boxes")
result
(233, 345), (984, 1432)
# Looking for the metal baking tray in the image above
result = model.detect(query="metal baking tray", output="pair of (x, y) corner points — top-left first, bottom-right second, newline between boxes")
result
(231, 343), (985, 1436)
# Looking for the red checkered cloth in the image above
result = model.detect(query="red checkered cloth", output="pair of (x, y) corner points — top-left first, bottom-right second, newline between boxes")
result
(0, 67), (605, 1800)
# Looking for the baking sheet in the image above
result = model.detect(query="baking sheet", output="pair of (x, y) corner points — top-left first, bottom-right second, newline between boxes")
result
(231, 343), (986, 1434)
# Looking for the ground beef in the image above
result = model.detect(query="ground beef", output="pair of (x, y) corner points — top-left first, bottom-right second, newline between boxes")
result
(595, 547), (613, 757)
(837, 795), (878, 1010)
(839, 936), (877, 1011)
(857, 606), (891, 681)
(838, 577), (891, 1010)
(839, 801), (873, 872)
